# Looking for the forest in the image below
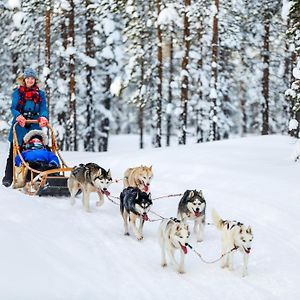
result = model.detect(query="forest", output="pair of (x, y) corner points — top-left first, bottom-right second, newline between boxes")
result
(0, 0), (299, 151)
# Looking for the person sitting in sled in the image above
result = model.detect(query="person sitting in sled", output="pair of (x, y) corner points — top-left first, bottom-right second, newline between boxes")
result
(15, 130), (59, 169)
(14, 130), (59, 188)
(2, 67), (49, 187)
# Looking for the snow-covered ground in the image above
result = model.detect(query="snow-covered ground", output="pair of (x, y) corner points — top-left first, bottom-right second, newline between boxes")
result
(0, 135), (299, 300)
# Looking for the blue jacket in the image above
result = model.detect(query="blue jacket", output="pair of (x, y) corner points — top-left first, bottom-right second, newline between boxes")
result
(15, 149), (60, 167)
(8, 88), (49, 144)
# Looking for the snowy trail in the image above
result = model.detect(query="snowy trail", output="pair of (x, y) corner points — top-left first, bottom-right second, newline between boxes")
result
(0, 135), (299, 300)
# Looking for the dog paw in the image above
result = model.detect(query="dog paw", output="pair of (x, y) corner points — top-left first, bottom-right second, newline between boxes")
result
(96, 201), (104, 207)
(161, 263), (167, 268)
(197, 238), (203, 243)
(124, 232), (130, 236)
(136, 235), (143, 240)
(177, 269), (185, 274)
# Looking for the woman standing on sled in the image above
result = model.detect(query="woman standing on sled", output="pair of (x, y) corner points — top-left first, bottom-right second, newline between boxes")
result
(2, 67), (49, 187)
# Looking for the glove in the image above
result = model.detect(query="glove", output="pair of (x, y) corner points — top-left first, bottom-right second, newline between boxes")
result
(38, 116), (48, 127)
(16, 115), (26, 127)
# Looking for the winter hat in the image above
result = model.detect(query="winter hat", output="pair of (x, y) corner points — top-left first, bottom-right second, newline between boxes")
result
(24, 137), (44, 150)
(24, 67), (37, 79)
(23, 130), (48, 145)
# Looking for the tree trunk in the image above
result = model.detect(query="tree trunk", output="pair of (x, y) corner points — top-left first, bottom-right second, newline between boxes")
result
(98, 75), (111, 152)
(166, 26), (174, 147)
(261, 16), (270, 136)
(240, 80), (247, 136)
(139, 105), (144, 149)
(139, 52), (145, 149)
(155, 0), (162, 148)
(57, 11), (68, 150)
(209, 0), (219, 141)
(179, 0), (191, 145)
(44, 1), (51, 120)
(68, 0), (77, 151)
(196, 23), (204, 143)
(84, 0), (95, 151)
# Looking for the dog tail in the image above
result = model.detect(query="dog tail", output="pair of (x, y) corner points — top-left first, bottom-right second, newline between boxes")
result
(211, 208), (223, 230)
(123, 168), (130, 188)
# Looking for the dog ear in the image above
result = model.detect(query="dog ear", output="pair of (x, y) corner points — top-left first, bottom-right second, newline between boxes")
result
(149, 165), (152, 171)
(107, 169), (111, 177)
(198, 190), (203, 197)
(189, 191), (194, 198)
(246, 226), (252, 234)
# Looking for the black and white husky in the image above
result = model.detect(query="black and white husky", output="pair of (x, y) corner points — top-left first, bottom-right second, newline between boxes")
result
(120, 187), (153, 240)
(177, 190), (206, 242)
(159, 218), (190, 274)
(211, 208), (254, 277)
(68, 163), (112, 212)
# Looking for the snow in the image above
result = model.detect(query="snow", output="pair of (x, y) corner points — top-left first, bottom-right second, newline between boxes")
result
(289, 119), (299, 130)
(210, 88), (217, 99)
(6, 0), (20, 9)
(101, 46), (114, 60)
(0, 135), (300, 299)
(12, 11), (24, 28)
(65, 46), (76, 57)
(293, 66), (300, 80)
(110, 76), (122, 96)
(103, 18), (115, 36)
(78, 53), (97, 67)
(157, 4), (181, 26)
(281, 0), (291, 21)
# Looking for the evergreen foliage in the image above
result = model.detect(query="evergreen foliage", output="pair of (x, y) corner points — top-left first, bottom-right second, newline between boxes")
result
(0, 0), (294, 147)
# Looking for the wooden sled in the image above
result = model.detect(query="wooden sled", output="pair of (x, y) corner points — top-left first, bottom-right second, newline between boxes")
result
(12, 120), (72, 196)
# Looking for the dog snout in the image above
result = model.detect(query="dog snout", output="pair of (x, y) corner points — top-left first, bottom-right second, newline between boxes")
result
(103, 187), (107, 191)
(196, 208), (200, 212)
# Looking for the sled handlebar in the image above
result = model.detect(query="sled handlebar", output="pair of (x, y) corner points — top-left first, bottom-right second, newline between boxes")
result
(24, 119), (39, 124)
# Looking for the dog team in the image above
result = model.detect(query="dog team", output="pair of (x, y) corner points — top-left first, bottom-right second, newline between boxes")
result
(68, 163), (253, 277)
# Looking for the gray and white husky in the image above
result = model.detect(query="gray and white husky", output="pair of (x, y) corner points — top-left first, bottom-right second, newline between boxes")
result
(211, 208), (254, 277)
(120, 187), (153, 240)
(68, 163), (112, 212)
(177, 190), (206, 242)
(159, 218), (190, 274)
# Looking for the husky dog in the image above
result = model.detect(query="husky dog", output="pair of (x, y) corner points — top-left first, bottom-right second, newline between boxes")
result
(159, 218), (190, 274)
(120, 187), (153, 240)
(211, 209), (254, 277)
(123, 165), (153, 193)
(177, 190), (206, 242)
(68, 163), (112, 212)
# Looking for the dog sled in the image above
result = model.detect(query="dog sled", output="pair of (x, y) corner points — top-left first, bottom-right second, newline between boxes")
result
(12, 120), (72, 196)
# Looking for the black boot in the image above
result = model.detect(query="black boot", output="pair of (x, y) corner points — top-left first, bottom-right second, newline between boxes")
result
(2, 143), (13, 187)
(2, 178), (12, 187)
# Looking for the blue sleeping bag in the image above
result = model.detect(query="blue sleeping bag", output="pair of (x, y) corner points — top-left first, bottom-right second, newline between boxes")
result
(15, 149), (60, 167)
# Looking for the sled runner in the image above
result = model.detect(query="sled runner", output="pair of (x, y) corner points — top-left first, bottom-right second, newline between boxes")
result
(12, 120), (72, 196)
